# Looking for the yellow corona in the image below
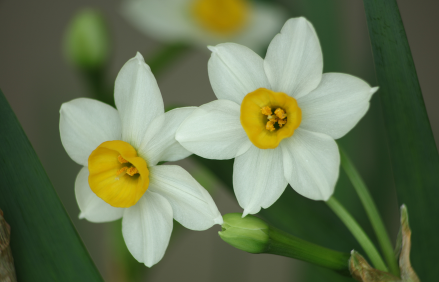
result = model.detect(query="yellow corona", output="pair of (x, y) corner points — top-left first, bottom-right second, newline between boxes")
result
(88, 140), (149, 208)
(240, 88), (302, 149)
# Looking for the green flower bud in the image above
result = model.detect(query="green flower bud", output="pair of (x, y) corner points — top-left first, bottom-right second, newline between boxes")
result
(219, 213), (351, 275)
(63, 9), (110, 70)
(219, 213), (269, 253)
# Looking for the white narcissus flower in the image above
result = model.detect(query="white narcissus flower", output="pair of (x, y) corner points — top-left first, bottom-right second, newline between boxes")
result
(121, 0), (286, 53)
(176, 17), (378, 216)
(60, 52), (223, 267)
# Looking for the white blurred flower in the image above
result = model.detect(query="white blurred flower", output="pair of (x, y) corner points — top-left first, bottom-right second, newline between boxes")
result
(121, 0), (286, 53)
(59, 52), (222, 267)
(176, 17), (378, 216)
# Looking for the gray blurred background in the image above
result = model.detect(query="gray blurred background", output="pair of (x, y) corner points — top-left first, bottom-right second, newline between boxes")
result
(0, 0), (438, 281)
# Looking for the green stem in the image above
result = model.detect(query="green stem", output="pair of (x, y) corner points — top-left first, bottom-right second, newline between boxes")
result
(147, 42), (190, 76)
(220, 213), (351, 275)
(266, 226), (351, 275)
(82, 68), (114, 107)
(339, 146), (399, 276)
(326, 197), (388, 272)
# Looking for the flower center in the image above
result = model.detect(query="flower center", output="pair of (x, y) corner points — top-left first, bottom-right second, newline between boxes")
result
(240, 88), (302, 149)
(88, 140), (149, 208)
(261, 106), (288, 132)
(191, 0), (249, 35)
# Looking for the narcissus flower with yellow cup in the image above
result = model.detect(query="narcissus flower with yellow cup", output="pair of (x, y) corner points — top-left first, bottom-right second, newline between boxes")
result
(176, 17), (378, 216)
(59, 52), (223, 267)
(121, 0), (286, 53)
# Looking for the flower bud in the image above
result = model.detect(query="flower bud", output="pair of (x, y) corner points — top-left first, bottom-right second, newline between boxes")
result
(219, 213), (351, 273)
(219, 213), (269, 253)
(63, 9), (110, 70)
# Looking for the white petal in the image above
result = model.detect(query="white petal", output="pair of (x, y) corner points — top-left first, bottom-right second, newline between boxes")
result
(60, 98), (122, 166)
(235, 3), (288, 54)
(233, 146), (288, 216)
(208, 43), (271, 105)
(149, 165), (223, 230)
(138, 107), (196, 166)
(115, 52), (164, 149)
(264, 17), (323, 99)
(176, 100), (252, 160)
(281, 128), (339, 201)
(75, 167), (124, 223)
(122, 191), (173, 267)
(298, 73), (378, 139)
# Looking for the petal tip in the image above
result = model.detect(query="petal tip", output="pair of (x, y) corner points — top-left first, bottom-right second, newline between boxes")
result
(214, 215), (224, 225)
(370, 86), (379, 94)
(242, 207), (259, 217)
(79, 212), (86, 219)
(207, 45), (217, 52)
(135, 52), (145, 62)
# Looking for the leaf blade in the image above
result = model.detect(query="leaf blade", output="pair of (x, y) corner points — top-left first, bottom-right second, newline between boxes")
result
(363, 1), (439, 279)
(0, 89), (103, 281)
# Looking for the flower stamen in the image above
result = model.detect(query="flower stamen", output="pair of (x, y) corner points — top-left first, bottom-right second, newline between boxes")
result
(126, 167), (139, 176)
(274, 108), (287, 120)
(261, 106), (288, 131)
(117, 155), (139, 177)
(116, 166), (128, 176)
(261, 106), (272, 116)
(266, 120), (276, 131)
(118, 155), (129, 164)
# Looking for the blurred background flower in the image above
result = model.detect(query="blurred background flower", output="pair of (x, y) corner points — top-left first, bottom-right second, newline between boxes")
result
(0, 0), (438, 281)
(121, 0), (286, 53)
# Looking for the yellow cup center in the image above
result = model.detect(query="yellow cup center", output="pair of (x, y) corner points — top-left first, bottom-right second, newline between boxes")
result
(88, 140), (149, 208)
(240, 88), (302, 149)
(191, 0), (249, 35)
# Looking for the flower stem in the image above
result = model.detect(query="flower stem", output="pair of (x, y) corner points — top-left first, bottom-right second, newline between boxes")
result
(326, 196), (388, 272)
(339, 147), (400, 276)
(219, 213), (351, 275)
(147, 42), (190, 76)
(266, 226), (351, 275)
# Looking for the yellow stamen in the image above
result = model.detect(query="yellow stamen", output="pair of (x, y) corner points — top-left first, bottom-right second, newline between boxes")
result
(274, 108), (287, 120)
(126, 167), (138, 176)
(118, 155), (129, 164)
(266, 121), (276, 132)
(261, 106), (272, 116)
(192, 0), (249, 35)
(267, 115), (278, 122)
(278, 118), (287, 127)
(116, 166), (128, 176)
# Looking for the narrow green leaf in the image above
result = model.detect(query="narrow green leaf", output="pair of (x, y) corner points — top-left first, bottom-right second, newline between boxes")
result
(0, 90), (103, 281)
(363, 1), (439, 279)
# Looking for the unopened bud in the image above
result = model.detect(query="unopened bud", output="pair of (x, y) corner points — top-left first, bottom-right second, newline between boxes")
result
(219, 213), (269, 253)
(63, 9), (110, 70)
(219, 213), (351, 273)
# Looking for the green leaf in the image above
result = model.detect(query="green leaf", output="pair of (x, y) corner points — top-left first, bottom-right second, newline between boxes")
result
(0, 90), (103, 281)
(363, 0), (439, 279)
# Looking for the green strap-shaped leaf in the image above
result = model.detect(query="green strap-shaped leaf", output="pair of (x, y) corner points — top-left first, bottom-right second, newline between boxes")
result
(363, 1), (439, 279)
(0, 90), (103, 281)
